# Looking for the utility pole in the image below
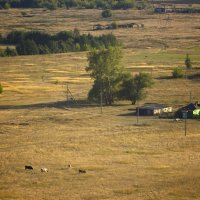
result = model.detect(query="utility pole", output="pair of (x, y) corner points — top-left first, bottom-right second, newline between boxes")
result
(100, 90), (103, 114)
(66, 83), (69, 106)
(182, 111), (188, 136)
(189, 91), (192, 103)
(137, 100), (139, 124)
(185, 118), (187, 136)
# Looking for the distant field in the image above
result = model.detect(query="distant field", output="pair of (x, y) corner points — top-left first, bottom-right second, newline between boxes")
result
(150, 0), (200, 4)
(0, 8), (200, 200)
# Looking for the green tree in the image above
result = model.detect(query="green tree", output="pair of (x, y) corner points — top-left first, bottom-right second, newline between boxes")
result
(86, 46), (124, 105)
(102, 9), (112, 18)
(172, 67), (184, 78)
(16, 40), (39, 55)
(114, 0), (135, 9)
(4, 47), (17, 56)
(4, 2), (11, 9)
(119, 72), (154, 104)
(185, 54), (192, 69)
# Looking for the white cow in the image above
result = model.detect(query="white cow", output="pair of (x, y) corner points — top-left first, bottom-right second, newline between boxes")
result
(41, 168), (48, 172)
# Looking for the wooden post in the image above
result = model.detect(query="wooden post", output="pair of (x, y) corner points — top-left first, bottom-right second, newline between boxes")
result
(100, 90), (103, 114)
(182, 111), (188, 136)
(137, 101), (139, 124)
(185, 118), (187, 136)
(66, 83), (69, 107)
(189, 91), (192, 103)
(67, 83), (69, 102)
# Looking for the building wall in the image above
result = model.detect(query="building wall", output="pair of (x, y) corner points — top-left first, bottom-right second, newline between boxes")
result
(153, 109), (162, 115)
(162, 107), (172, 113)
(138, 106), (172, 116)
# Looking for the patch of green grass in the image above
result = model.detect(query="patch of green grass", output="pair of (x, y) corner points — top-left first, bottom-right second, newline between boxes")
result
(124, 50), (200, 66)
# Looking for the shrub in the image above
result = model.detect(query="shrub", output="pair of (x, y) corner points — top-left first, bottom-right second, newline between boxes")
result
(46, 3), (57, 10)
(4, 2), (10, 9)
(0, 83), (3, 94)
(111, 22), (118, 29)
(172, 67), (184, 78)
(4, 47), (17, 56)
(102, 9), (112, 18)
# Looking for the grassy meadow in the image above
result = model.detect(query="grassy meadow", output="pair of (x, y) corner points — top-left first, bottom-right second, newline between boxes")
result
(0, 7), (200, 200)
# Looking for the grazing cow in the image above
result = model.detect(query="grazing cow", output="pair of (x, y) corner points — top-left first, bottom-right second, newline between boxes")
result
(79, 169), (86, 174)
(25, 165), (33, 170)
(41, 168), (48, 172)
(68, 164), (72, 169)
(174, 118), (182, 122)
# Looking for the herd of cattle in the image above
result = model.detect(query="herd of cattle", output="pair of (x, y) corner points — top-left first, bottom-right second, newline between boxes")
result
(25, 164), (86, 173)
(93, 22), (144, 30)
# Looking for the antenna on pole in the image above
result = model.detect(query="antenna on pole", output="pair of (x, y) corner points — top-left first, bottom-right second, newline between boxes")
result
(65, 83), (78, 107)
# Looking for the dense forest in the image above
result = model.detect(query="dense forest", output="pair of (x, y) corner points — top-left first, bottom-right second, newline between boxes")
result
(0, 29), (120, 56)
(0, 0), (148, 10)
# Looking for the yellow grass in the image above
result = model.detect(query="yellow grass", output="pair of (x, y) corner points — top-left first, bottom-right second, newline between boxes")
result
(0, 7), (200, 200)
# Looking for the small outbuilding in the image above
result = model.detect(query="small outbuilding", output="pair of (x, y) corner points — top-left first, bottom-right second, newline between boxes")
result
(175, 102), (200, 118)
(136, 103), (172, 116)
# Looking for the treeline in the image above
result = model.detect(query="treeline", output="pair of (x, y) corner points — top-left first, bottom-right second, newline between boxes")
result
(0, 29), (119, 56)
(0, 0), (148, 10)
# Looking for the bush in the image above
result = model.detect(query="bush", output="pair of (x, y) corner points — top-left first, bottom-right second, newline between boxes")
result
(172, 67), (184, 78)
(102, 9), (112, 18)
(0, 47), (17, 57)
(4, 2), (10, 9)
(0, 83), (3, 94)
(111, 22), (118, 29)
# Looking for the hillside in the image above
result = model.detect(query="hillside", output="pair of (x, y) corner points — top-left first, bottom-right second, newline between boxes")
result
(0, 7), (200, 200)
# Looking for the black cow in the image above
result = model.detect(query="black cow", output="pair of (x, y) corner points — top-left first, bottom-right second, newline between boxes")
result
(25, 165), (33, 170)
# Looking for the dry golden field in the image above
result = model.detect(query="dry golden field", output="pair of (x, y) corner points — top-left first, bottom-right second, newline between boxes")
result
(0, 8), (200, 200)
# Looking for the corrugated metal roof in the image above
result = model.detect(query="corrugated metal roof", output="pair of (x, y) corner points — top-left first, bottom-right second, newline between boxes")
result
(138, 104), (170, 110)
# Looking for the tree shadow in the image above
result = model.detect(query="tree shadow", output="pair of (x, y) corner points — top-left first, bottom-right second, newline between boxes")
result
(118, 110), (137, 116)
(156, 76), (173, 80)
(0, 100), (100, 110)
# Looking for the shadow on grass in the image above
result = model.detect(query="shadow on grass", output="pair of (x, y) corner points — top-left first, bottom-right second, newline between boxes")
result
(156, 76), (173, 80)
(118, 110), (136, 116)
(0, 100), (100, 110)
(0, 100), (130, 110)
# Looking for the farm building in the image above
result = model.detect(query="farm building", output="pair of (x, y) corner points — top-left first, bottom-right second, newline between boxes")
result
(154, 7), (200, 14)
(136, 103), (172, 116)
(154, 8), (173, 13)
(175, 102), (200, 119)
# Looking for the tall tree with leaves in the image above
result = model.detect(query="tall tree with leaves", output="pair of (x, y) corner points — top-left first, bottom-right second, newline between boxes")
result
(86, 46), (125, 105)
(119, 72), (154, 104)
